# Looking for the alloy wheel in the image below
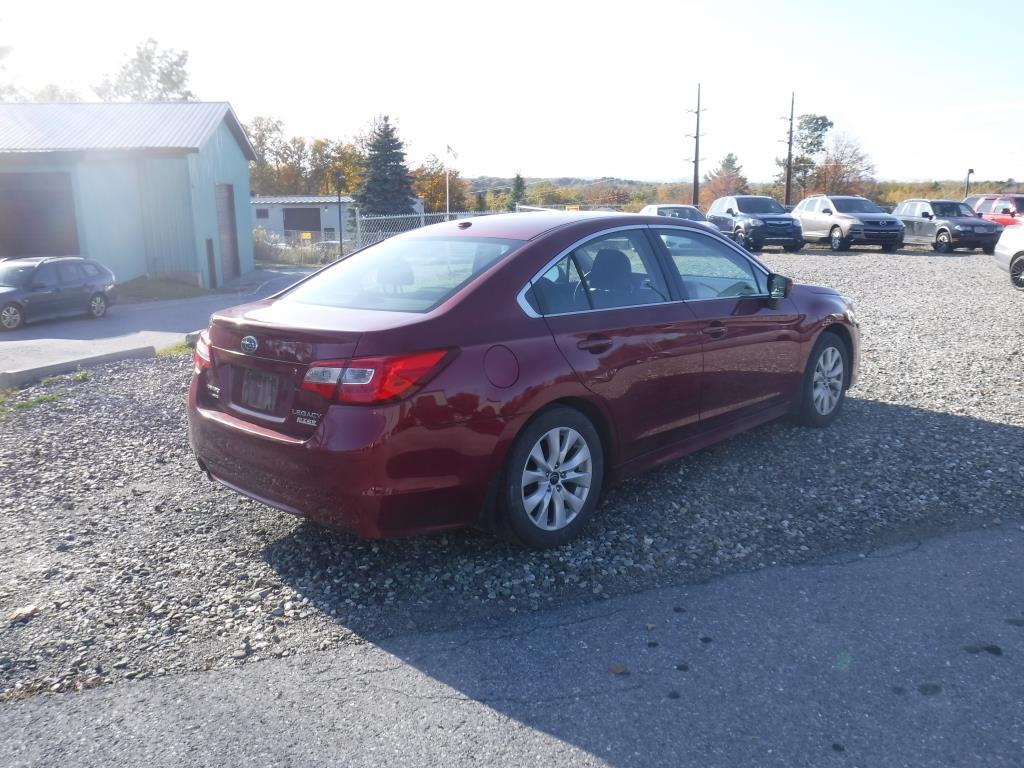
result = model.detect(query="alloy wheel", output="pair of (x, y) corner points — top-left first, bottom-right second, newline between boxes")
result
(1, 304), (22, 330)
(734, 230), (747, 249)
(812, 346), (844, 415)
(936, 231), (952, 253)
(90, 295), (106, 317)
(1012, 256), (1024, 290)
(520, 427), (592, 531)
(830, 228), (845, 251)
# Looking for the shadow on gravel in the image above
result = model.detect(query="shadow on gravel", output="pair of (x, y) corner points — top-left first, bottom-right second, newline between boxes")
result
(260, 397), (1024, 764)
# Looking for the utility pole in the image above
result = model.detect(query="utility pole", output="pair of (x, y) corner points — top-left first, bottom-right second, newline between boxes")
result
(333, 170), (345, 259)
(686, 84), (705, 207)
(784, 92), (795, 207)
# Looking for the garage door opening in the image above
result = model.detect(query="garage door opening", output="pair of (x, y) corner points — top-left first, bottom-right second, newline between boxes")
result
(0, 172), (80, 257)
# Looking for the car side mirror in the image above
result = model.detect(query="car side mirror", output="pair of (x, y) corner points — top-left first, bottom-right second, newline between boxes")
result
(822, 208), (833, 215)
(767, 273), (792, 300)
(1001, 208), (1013, 215)
(726, 208), (735, 216)
(922, 211), (933, 219)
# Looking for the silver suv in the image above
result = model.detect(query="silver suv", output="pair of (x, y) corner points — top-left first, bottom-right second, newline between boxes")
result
(791, 195), (904, 252)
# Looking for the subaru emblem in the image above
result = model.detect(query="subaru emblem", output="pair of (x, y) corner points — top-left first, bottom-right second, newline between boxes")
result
(241, 335), (258, 354)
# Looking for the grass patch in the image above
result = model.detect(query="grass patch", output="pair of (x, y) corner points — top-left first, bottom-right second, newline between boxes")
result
(121, 276), (208, 302)
(157, 340), (192, 357)
(38, 368), (93, 386)
(10, 393), (60, 412)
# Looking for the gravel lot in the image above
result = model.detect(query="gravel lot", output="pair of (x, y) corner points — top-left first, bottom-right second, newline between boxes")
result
(2, 247), (1022, 702)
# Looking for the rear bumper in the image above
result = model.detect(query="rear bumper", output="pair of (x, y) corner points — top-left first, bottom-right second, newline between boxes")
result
(187, 378), (508, 538)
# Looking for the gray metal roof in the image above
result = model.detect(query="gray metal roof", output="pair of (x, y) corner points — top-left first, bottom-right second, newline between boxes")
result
(252, 196), (354, 205)
(0, 102), (255, 160)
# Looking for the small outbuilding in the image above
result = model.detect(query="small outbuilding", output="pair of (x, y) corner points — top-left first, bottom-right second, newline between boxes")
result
(0, 101), (255, 288)
(251, 195), (354, 244)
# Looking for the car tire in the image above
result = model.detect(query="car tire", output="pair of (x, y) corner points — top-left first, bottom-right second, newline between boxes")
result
(499, 406), (604, 549)
(983, 245), (995, 256)
(785, 240), (804, 253)
(794, 331), (849, 428)
(934, 230), (953, 254)
(829, 227), (850, 252)
(734, 230), (750, 250)
(1011, 254), (1024, 292)
(1, 302), (24, 331)
(882, 242), (901, 254)
(88, 294), (107, 319)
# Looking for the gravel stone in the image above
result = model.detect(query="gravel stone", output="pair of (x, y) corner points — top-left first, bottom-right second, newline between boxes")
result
(1, 248), (1022, 701)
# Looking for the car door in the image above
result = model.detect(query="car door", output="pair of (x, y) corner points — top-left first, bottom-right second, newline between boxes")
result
(534, 227), (705, 461)
(993, 197), (1019, 227)
(802, 198), (824, 238)
(22, 263), (61, 320)
(976, 197), (999, 224)
(652, 227), (803, 424)
(55, 262), (88, 316)
(706, 198), (729, 234)
(916, 202), (937, 243)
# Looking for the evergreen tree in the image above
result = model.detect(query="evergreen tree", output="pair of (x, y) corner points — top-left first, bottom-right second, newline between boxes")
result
(511, 173), (526, 206)
(355, 116), (416, 214)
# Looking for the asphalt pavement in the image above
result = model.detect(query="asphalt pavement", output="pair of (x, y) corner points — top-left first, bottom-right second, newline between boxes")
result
(3, 524), (1021, 768)
(0, 267), (310, 372)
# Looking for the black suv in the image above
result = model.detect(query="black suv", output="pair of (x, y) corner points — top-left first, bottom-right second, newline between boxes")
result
(706, 195), (803, 251)
(894, 199), (1002, 254)
(0, 257), (117, 331)
(791, 195), (904, 252)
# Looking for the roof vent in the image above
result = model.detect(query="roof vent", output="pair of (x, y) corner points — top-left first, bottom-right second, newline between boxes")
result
(457, 221), (472, 229)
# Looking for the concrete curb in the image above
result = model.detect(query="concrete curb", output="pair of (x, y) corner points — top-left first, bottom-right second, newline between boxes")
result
(185, 330), (202, 349)
(0, 346), (157, 389)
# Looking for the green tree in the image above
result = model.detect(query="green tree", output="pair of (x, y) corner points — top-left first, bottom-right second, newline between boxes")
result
(95, 38), (195, 101)
(355, 116), (416, 214)
(244, 116), (285, 195)
(776, 114), (834, 198)
(276, 136), (310, 195)
(511, 172), (526, 206)
(701, 153), (749, 207)
(412, 155), (468, 212)
(474, 190), (488, 212)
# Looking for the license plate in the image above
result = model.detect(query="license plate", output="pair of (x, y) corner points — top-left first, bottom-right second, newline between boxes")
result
(240, 369), (279, 412)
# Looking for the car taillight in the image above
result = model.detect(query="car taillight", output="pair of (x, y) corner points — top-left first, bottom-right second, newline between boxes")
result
(193, 329), (212, 373)
(302, 349), (453, 404)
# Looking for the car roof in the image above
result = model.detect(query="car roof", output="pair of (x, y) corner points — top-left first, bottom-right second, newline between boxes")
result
(810, 194), (863, 199)
(0, 255), (84, 266)
(650, 203), (697, 208)
(733, 195), (774, 199)
(401, 211), (636, 241)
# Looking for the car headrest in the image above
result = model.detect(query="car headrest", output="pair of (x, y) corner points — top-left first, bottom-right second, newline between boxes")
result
(587, 249), (632, 290)
(377, 257), (414, 287)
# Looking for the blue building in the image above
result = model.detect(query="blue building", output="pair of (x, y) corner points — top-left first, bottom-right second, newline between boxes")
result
(0, 102), (255, 289)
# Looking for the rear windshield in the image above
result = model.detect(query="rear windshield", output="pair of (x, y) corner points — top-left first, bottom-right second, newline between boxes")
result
(658, 206), (706, 221)
(280, 235), (525, 312)
(832, 197), (882, 214)
(0, 263), (34, 288)
(735, 197), (785, 214)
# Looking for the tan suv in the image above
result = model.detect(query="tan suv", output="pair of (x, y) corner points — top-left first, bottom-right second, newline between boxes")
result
(791, 195), (904, 252)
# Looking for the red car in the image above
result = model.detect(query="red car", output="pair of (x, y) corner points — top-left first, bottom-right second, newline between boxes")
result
(964, 193), (1024, 227)
(188, 212), (859, 548)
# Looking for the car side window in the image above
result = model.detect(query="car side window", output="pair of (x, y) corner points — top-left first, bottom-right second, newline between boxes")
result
(656, 229), (763, 299)
(571, 230), (669, 310)
(997, 198), (1016, 213)
(808, 199), (821, 213)
(57, 263), (82, 285)
(82, 263), (102, 278)
(34, 264), (58, 289)
(708, 199), (721, 215)
(977, 198), (997, 214)
(526, 253), (588, 315)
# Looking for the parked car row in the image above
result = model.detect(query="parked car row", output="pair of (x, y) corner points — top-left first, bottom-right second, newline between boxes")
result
(644, 192), (1013, 257)
(0, 256), (117, 331)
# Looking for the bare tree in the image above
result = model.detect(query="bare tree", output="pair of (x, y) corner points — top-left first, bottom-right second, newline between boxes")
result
(815, 134), (875, 195)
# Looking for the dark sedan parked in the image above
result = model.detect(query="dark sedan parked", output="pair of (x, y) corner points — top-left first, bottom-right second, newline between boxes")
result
(188, 212), (859, 548)
(706, 195), (804, 251)
(894, 199), (1002, 253)
(0, 257), (117, 331)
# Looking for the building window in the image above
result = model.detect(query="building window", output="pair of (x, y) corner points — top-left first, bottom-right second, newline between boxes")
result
(256, 208), (269, 219)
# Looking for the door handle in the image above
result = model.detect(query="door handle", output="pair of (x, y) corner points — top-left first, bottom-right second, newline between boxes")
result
(577, 335), (613, 354)
(701, 322), (728, 340)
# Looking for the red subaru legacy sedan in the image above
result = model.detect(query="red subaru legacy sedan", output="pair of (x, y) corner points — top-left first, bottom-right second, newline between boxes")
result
(188, 212), (858, 548)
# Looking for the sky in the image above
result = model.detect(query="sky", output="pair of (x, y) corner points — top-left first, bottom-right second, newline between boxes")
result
(2, 0), (1022, 183)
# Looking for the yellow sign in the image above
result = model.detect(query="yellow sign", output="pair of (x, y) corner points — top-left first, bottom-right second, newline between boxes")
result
(565, 205), (580, 211)
(301, 231), (312, 241)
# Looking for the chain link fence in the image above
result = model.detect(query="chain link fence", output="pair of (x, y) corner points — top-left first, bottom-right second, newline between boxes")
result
(255, 210), (509, 267)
